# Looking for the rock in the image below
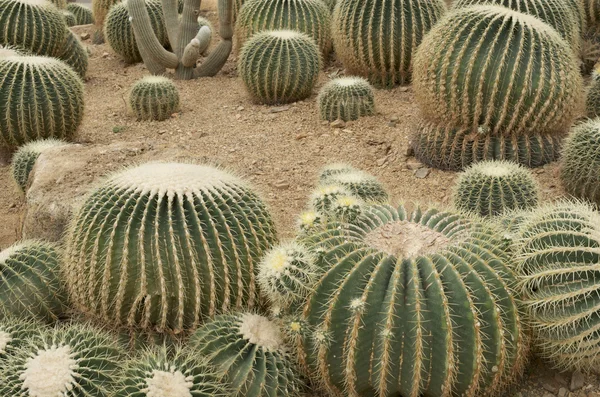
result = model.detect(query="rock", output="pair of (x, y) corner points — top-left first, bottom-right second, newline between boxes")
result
(399, 86), (409, 92)
(543, 394), (555, 397)
(376, 157), (388, 167)
(295, 133), (308, 140)
(102, 52), (109, 58)
(559, 388), (568, 397)
(269, 106), (290, 113)
(330, 119), (346, 129)
(274, 180), (289, 189)
(236, 106), (244, 111)
(544, 383), (558, 394)
(571, 371), (585, 392)
(414, 168), (430, 179)
(587, 392), (599, 397)
(388, 121), (397, 128)
(406, 161), (423, 170)
(80, 32), (90, 40)
(390, 115), (399, 122)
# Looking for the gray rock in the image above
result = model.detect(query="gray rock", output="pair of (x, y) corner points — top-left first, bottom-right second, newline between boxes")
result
(571, 371), (585, 392)
(414, 167), (430, 179)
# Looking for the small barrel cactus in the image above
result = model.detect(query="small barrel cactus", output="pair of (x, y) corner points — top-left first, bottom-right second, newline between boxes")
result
(239, 30), (321, 105)
(0, 318), (46, 358)
(128, 76), (180, 121)
(330, 194), (363, 222)
(57, 30), (89, 78)
(104, 0), (169, 64)
(0, 55), (84, 148)
(413, 5), (583, 136)
(11, 139), (68, 192)
(67, 2), (94, 25)
(297, 203), (526, 396)
(586, 66), (600, 117)
(513, 200), (600, 371)
(320, 166), (388, 203)
(117, 346), (229, 396)
(560, 119), (600, 205)
(318, 162), (357, 180)
(310, 184), (353, 214)
(296, 209), (323, 234)
(0, 323), (123, 396)
(318, 77), (375, 122)
(190, 313), (303, 397)
(0, 0), (68, 57)
(48, 0), (66, 8)
(64, 162), (278, 333)
(333, 0), (446, 87)
(453, 160), (539, 217)
(61, 9), (77, 26)
(235, 0), (331, 57)
(92, 0), (120, 42)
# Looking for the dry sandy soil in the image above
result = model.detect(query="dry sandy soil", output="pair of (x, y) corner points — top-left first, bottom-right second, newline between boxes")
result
(0, 5), (598, 396)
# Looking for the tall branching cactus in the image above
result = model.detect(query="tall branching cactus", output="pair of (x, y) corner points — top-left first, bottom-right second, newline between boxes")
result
(128, 0), (233, 79)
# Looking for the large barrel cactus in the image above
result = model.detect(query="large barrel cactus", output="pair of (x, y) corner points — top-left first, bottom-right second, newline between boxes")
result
(586, 67), (600, 117)
(413, 5), (583, 136)
(0, 318), (45, 358)
(67, 2), (94, 25)
(57, 30), (89, 78)
(332, 0), (446, 87)
(297, 203), (526, 396)
(64, 162), (278, 333)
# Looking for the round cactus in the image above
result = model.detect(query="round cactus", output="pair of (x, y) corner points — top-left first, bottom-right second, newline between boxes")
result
(0, 323), (123, 396)
(309, 184), (353, 214)
(296, 209), (324, 234)
(332, 0), (446, 87)
(297, 203), (526, 396)
(92, 0), (120, 42)
(412, 119), (565, 171)
(513, 200), (600, 371)
(0, 0), (69, 57)
(128, 76), (180, 121)
(318, 77), (375, 122)
(48, 0), (66, 8)
(64, 162), (278, 333)
(104, 0), (168, 64)
(0, 318), (46, 358)
(330, 194), (363, 222)
(235, 0), (331, 57)
(190, 313), (303, 397)
(320, 167), (389, 203)
(61, 9), (77, 26)
(67, 2), (94, 25)
(0, 241), (68, 323)
(413, 5), (583, 136)
(453, 160), (539, 217)
(318, 162), (357, 180)
(0, 55), (84, 148)
(239, 30), (321, 105)
(586, 67), (600, 117)
(117, 346), (229, 396)
(560, 119), (600, 205)
(11, 139), (68, 192)
(57, 30), (89, 78)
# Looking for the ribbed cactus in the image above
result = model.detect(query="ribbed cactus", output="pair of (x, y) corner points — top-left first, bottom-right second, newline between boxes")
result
(584, 0), (600, 26)
(297, 203), (526, 396)
(128, 76), (180, 121)
(57, 30), (89, 78)
(61, 9), (77, 26)
(0, 0), (68, 57)
(310, 184), (353, 214)
(0, 55), (84, 148)
(235, 0), (331, 57)
(11, 139), (68, 192)
(67, 3), (94, 25)
(117, 346), (229, 396)
(318, 77), (375, 122)
(513, 200), (600, 371)
(333, 0), (446, 87)
(190, 313), (303, 397)
(105, 0), (168, 63)
(560, 119), (600, 205)
(330, 194), (363, 222)
(296, 210), (323, 234)
(319, 165), (388, 203)
(64, 162), (278, 333)
(582, 26), (600, 75)
(318, 162), (357, 180)
(92, 0), (120, 43)
(586, 67), (600, 117)
(414, 5), (583, 136)
(0, 318), (45, 358)
(48, 0), (67, 8)
(412, 119), (565, 171)
(0, 241), (68, 323)
(0, 323), (123, 396)
(239, 30), (321, 105)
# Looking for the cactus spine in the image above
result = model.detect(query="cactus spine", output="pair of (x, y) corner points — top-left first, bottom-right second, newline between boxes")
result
(239, 30), (321, 105)
(57, 30), (89, 78)
(48, 0), (66, 8)
(128, 76), (180, 121)
(64, 162), (278, 333)
(586, 67), (600, 117)
(61, 9), (77, 26)
(67, 3), (94, 25)
(318, 77), (375, 122)
(0, 318), (46, 358)
(11, 139), (68, 192)
(332, 0), (446, 87)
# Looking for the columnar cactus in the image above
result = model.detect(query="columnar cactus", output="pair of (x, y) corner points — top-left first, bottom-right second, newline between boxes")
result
(0, 55), (84, 148)
(414, 5), (584, 136)
(332, 0), (446, 87)
(0, 318), (45, 358)
(513, 200), (600, 371)
(67, 2), (94, 25)
(64, 162), (278, 333)
(0, 241), (68, 323)
(11, 139), (68, 192)
(235, 0), (332, 57)
(560, 119), (600, 205)
(61, 9), (77, 26)
(319, 165), (388, 203)
(57, 30), (89, 77)
(239, 30), (321, 105)
(128, 76), (180, 121)
(586, 67), (600, 117)
(453, 160), (539, 217)
(190, 313), (304, 397)
(298, 203), (526, 396)
(0, 323), (123, 396)
(318, 77), (375, 122)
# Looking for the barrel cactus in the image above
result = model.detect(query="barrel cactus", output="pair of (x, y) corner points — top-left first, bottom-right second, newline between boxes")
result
(586, 67), (600, 117)
(414, 5), (583, 136)
(11, 139), (68, 192)
(296, 209), (323, 234)
(239, 30), (321, 105)
(584, 0), (600, 26)
(61, 9), (77, 26)
(0, 318), (45, 358)
(129, 76), (180, 121)
(0, 55), (84, 148)
(64, 162), (278, 333)
(0, 323), (123, 396)
(319, 165), (388, 203)
(235, 0), (331, 57)
(92, 0), (120, 43)
(513, 200), (600, 371)
(297, 203), (526, 396)
(318, 77), (375, 122)
(57, 30), (89, 78)
(453, 160), (539, 217)
(48, 0), (66, 8)
(310, 184), (353, 214)
(190, 313), (303, 397)
(332, 0), (446, 87)
(67, 2), (94, 25)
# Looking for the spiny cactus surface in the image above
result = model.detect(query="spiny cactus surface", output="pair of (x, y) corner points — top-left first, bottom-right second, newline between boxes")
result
(64, 162), (278, 333)
(48, 0), (66, 8)
(319, 166), (388, 203)
(586, 67), (600, 117)
(128, 76), (180, 121)
(92, 0), (120, 42)
(11, 139), (68, 192)
(318, 77), (375, 122)
(57, 30), (89, 78)
(310, 184), (353, 214)
(67, 2), (94, 25)
(0, 318), (45, 358)
(585, 0), (600, 26)
(61, 9), (77, 26)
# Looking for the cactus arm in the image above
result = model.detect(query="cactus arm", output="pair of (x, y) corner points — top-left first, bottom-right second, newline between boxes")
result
(173, 0), (201, 79)
(181, 26), (210, 67)
(161, 0), (179, 52)
(193, 0), (233, 78)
